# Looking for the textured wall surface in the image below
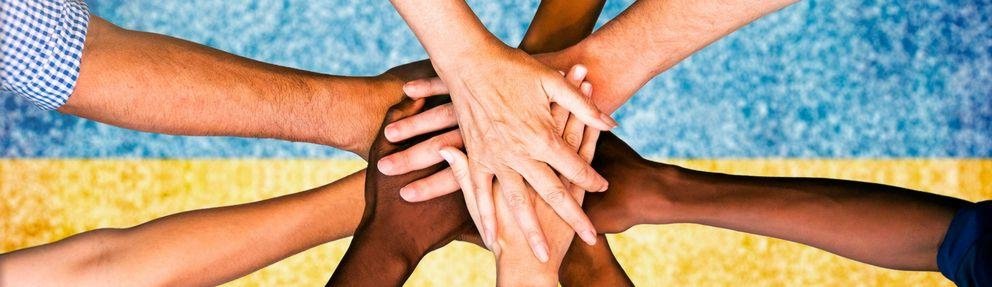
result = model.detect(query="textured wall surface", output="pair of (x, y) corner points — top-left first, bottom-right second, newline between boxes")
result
(1, 0), (989, 158)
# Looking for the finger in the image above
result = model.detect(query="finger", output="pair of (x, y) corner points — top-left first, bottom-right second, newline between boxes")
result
(543, 72), (617, 131)
(438, 148), (489, 249)
(384, 103), (457, 142)
(562, 111), (586, 151)
(473, 167), (497, 253)
(539, 143), (609, 192)
(378, 129), (462, 175)
(512, 160), (598, 245)
(581, 81), (592, 97)
(399, 167), (460, 202)
(403, 77), (448, 99)
(577, 126), (601, 163)
(496, 170), (550, 262)
(566, 65), (587, 87)
(550, 104), (568, 137)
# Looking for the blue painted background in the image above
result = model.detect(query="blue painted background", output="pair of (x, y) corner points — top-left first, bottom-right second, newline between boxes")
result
(1, 0), (990, 158)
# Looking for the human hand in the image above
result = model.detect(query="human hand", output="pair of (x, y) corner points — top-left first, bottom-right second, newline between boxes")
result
(559, 235), (633, 287)
(327, 97), (475, 286)
(439, 90), (600, 286)
(583, 131), (683, 233)
(379, 65), (605, 256)
(415, 45), (618, 260)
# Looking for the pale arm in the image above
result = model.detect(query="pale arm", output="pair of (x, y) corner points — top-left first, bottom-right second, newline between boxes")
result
(0, 171), (365, 287)
(544, 0), (799, 112)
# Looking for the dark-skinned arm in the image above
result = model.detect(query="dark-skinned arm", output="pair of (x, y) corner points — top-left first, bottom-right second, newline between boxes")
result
(585, 132), (971, 271)
(326, 97), (473, 287)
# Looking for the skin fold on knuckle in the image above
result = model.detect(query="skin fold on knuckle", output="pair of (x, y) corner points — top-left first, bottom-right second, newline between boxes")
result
(506, 191), (529, 209)
(540, 188), (568, 206)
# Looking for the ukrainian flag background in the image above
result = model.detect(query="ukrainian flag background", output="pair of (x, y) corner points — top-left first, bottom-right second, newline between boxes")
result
(2, 1), (990, 286)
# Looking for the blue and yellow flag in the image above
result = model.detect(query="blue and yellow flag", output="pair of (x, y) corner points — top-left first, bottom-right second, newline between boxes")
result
(2, 1), (990, 286)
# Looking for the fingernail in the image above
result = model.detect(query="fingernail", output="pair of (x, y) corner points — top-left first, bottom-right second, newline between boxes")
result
(399, 186), (417, 201)
(581, 230), (598, 245)
(439, 149), (453, 162)
(384, 125), (399, 140)
(573, 65), (587, 79)
(600, 113), (618, 128)
(402, 82), (417, 96)
(377, 158), (394, 174)
(599, 181), (609, 192)
(532, 242), (550, 263)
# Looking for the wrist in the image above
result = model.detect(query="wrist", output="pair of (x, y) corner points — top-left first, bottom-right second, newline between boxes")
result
(330, 236), (418, 285)
(639, 161), (700, 225)
(497, 268), (558, 287)
(430, 35), (508, 74)
(548, 43), (638, 113)
(286, 75), (402, 158)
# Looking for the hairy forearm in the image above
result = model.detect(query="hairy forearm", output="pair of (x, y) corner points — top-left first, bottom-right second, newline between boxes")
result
(62, 16), (402, 156)
(648, 163), (968, 271)
(0, 171), (365, 287)
(555, 0), (797, 112)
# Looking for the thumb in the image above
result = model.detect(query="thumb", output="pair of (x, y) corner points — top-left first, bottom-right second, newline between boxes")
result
(403, 77), (449, 99)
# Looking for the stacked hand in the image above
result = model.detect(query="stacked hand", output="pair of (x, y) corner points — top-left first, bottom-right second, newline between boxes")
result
(329, 65), (635, 285)
(378, 41), (619, 259)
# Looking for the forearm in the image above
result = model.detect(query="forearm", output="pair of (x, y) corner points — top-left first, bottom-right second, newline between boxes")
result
(559, 236), (633, 287)
(0, 170), (365, 287)
(326, 230), (420, 286)
(519, 0), (606, 54)
(554, 0), (798, 112)
(649, 164), (968, 271)
(388, 0), (505, 74)
(62, 16), (401, 156)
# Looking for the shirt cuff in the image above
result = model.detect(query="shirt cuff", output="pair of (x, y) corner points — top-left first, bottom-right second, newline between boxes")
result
(0, 0), (90, 110)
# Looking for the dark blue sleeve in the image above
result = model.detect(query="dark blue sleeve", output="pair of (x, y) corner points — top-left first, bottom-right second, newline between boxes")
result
(938, 200), (992, 287)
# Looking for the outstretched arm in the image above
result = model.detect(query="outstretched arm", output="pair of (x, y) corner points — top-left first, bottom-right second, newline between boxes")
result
(404, 0), (800, 113)
(61, 16), (410, 158)
(547, 0), (800, 112)
(585, 132), (969, 271)
(0, 171), (366, 287)
(0, 54), (442, 286)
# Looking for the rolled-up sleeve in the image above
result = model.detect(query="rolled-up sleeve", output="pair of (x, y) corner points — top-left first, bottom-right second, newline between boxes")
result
(1, 0), (90, 110)
(938, 200), (992, 287)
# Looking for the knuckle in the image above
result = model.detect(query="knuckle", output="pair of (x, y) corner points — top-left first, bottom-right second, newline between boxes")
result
(563, 132), (582, 148)
(540, 188), (568, 205)
(452, 167), (470, 182)
(438, 105), (456, 121)
(566, 166), (593, 184)
(529, 135), (560, 158)
(426, 135), (446, 148)
(506, 192), (529, 208)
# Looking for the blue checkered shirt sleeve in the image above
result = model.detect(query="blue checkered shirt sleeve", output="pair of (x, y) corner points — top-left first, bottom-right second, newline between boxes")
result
(1, 0), (90, 110)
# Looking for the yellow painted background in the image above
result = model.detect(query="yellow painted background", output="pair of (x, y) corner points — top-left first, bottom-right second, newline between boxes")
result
(3, 159), (990, 286)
